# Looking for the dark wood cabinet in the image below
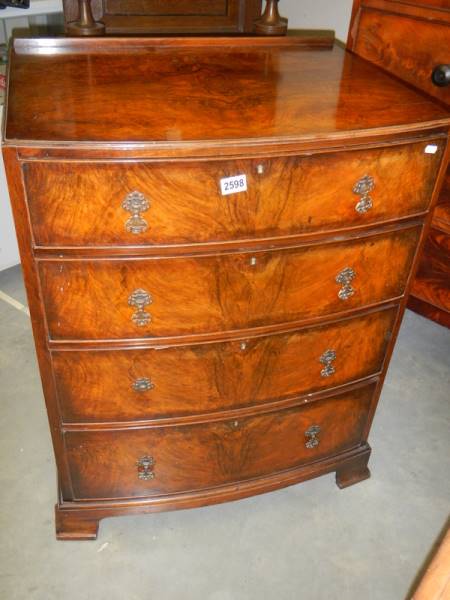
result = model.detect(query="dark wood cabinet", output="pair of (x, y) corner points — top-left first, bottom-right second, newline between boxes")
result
(62, 0), (289, 37)
(348, 0), (450, 327)
(2, 35), (449, 539)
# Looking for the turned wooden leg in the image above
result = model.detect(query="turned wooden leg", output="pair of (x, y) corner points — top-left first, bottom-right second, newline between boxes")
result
(335, 447), (371, 489)
(66, 0), (105, 36)
(55, 506), (100, 540)
(254, 0), (288, 36)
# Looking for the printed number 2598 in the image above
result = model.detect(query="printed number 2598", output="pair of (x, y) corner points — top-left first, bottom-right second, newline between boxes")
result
(220, 174), (248, 196)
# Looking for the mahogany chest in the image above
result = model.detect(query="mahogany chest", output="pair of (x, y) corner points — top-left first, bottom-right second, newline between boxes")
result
(348, 0), (450, 327)
(3, 35), (449, 539)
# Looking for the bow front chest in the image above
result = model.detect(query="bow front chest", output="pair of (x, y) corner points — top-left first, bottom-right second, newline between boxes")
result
(3, 36), (449, 539)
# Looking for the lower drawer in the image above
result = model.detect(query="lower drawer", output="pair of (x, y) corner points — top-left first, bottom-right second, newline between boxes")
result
(53, 307), (396, 423)
(64, 383), (375, 500)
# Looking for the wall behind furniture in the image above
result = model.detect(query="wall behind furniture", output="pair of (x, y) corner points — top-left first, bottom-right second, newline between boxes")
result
(0, 6), (64, 271)
(283, 0), (353, 42)
(0, 106), (19, 271)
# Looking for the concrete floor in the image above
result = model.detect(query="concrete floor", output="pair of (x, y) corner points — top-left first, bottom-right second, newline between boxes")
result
(0, 264), (449, 600)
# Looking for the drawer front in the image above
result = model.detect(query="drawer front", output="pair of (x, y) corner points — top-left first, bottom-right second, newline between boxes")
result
(354, 9), (450, 105)
(64, 384), (374, 500)
(24, 141), (443, 247)
(39, 226), (420, 340)
(54, 307), (396, 423)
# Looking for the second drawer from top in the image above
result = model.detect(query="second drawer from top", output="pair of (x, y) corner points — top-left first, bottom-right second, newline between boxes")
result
(39, 225), (420, 341)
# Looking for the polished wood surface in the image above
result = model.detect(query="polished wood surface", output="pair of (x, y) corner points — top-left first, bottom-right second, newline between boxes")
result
(64, 384), (374, 500)
(62, 0), (264, 36)
(24, 141), (443, 248)
(54, 443), (373, 540)
(348, 0), (450, 327)
(433, 171), (450, 234)
(39, 226), (420, 340)
(5, 39), (450, 145)
(409, 228), (450, 327)
(3, 37), (449, 539)
(53, 307), (396, 423)
(350, 2), (450, 104)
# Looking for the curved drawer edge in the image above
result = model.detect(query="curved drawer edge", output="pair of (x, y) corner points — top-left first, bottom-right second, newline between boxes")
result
(56, 443), (371, 522)
(61, 375), (380, 431)
(47, 299), (403, 350)
(33, 212), (429, 258)
(35, 216), (425, 259)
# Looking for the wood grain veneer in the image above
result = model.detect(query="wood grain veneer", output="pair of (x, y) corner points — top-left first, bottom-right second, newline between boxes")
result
(23, 141), (444, 248)
(64, 383), (375, 501)
(53, 306), (397, 423)
(5, 41), (449, 145)
(38, 226), (420, 340)
(408, 228), (450, 327)
(349, 3), (450, 104)
(348, 0), (450, 327)
(3, 36), (449, 539)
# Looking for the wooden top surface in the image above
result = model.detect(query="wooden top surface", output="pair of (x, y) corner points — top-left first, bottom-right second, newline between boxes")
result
(3, 37), (450, 147)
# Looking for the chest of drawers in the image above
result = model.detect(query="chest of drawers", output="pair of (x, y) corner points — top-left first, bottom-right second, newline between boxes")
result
(3, 35), (449, 540)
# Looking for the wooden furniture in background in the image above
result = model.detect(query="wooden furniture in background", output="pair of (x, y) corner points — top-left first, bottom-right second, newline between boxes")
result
(411, 525), (450, 599)
(2, 35), (449, 539)
(63, 0), (288, 37)
(348, 0), (450, 327)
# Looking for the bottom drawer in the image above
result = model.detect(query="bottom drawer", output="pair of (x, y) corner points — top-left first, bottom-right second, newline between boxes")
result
(64, 383), (375, 501)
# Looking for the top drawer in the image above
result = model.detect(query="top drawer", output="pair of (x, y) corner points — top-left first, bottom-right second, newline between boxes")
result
(23, 140), (444, 248)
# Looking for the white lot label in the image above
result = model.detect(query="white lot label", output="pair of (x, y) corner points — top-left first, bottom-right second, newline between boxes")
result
(424, 144), (438, 154)
(220, 174), (247, 196)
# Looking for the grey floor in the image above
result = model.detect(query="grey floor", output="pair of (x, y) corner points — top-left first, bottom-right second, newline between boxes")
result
(0, 264), (449, 600)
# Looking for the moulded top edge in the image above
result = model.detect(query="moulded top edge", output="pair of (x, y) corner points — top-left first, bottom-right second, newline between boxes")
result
(11, 31), (336, 55)
(3, 123), (450, 155)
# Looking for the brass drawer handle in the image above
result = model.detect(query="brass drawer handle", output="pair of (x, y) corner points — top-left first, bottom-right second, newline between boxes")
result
(132, 377), (154, 392)
(336, 267), (356, 301)
(305, 425), (321, 449)
(353, 175), (374, 214)
(122, 191), (150, 234)
(320, 349), (336, 377)
(137, 456), (155, 480)
(128, 288), (152, 326)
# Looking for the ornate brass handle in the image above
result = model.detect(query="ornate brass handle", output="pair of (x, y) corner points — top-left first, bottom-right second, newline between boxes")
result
(137, 456), (155, 480)
(353, 175), (374, 214)
(132, 377), (154, 392)
(336, 267), (356, 301)
(122, 191), (150, 234)
(305, 425), (321, 449)
(128, 288), (152, 326)
(320, 349), (336, 377)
